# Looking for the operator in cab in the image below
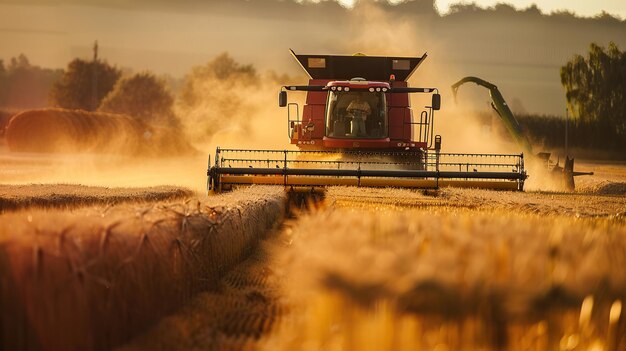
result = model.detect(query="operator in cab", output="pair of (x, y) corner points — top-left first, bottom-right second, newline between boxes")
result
(346, 93), (371, 137)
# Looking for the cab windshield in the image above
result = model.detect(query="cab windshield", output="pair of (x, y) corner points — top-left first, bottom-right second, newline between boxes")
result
(325, 91), (387, 138)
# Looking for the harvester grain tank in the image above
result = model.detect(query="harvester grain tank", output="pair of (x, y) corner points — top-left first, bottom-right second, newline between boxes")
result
(207, 51), (527, 193)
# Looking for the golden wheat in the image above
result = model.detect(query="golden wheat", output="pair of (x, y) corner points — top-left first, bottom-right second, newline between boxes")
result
(263, 187), (626, 351)
(0, 186), (285, 351)
(118, 235), (287, 351)
(0, 184), (193, 213)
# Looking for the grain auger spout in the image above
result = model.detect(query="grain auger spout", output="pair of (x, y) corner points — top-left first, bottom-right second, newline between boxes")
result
(451, 76), (593, 191)
(207, 52), (528, 194)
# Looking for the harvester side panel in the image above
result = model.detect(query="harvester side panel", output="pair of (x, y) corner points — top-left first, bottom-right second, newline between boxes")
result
(305, 80), (329, 104)
(389, 108), (406, 140)
(302, 105), (325, 139)
(387, 81), (410, 107)
(403, 110), (413, 140)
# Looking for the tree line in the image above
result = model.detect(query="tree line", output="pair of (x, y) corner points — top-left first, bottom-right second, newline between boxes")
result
(515, 114), (626, 156)
(1, 42), (624, 156)
(0, 52), (275, 143)
(0, 54), (62, 110)
(557, 41), (626, 156)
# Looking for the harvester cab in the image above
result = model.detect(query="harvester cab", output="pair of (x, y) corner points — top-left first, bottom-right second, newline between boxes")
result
(207, 51), (528, 193)
(279, 50), (439, 152)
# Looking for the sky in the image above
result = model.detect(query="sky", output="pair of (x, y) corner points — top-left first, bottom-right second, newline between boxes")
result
(335, 0), (626, 18)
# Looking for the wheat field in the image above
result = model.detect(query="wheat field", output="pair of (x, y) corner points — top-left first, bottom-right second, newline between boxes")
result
(1, 157), (625, 351)
(0, 184), (192, 212)
(265, 190), (626, 351)
(0, 185), (285, 351)
(112, 180), (626, 351)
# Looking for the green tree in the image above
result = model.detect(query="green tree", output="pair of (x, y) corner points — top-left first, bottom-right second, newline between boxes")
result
(50, 58), (121, 111)
(560, 42), (626, 147)
(99, 72), (179, 128)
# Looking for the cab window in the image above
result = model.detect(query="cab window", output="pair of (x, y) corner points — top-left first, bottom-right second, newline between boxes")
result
(325, 91), (387, 138)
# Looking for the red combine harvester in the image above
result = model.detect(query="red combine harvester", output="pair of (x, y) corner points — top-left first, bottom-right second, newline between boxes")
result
(207, 51), (527, 193)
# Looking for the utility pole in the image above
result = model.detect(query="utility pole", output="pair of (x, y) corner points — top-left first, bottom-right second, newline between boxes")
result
(91, 40), (99, 111)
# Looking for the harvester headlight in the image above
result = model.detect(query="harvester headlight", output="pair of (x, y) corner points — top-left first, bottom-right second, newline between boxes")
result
(331, 86), (337, 91)
(369, 87), (375, 92)
(382, 87), (388, 92)
(337, 86), (343, 91)
(376, 87), (381, 92)
(344, 87), (350, 92)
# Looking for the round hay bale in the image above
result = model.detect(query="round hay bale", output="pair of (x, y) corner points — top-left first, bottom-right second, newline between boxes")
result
(5, 108), (150, 154)
(0, 110), (17, 137)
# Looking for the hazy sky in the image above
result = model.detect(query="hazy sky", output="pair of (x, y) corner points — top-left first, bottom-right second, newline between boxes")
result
(337, 0), (626, 18)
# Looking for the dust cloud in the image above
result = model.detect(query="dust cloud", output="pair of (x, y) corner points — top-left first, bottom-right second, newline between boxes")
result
(1, 108), (206, 192)
(338, 2), (518, 155)
(186, 73), (305, 153)
(187, 2), (519, 157)
(332, 1), (572, 192)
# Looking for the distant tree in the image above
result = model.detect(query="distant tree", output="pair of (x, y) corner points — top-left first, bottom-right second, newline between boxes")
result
(178, 52), (257, 109)
(523, 4), (541, 15)
(560, 42), (626, 142)
(0, 54), (63, 109)
(9, 54), (30, 70)
(50, 58), (121, 111)
(448, 3), (482, 15)
(493, 3), (517, 14)
(99, 72), (180, 128)
(177, 52), (259, 141)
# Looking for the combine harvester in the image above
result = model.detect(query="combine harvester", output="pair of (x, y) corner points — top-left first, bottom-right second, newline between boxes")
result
(208, 51), (529, 193)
